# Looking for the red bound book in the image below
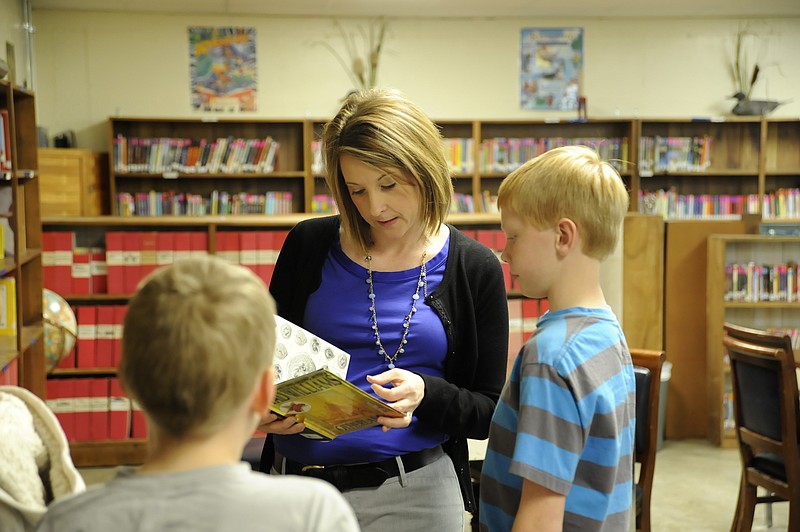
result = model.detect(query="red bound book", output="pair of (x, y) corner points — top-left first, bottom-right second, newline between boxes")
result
(76, 306), (97, 369)
(140, 231), (158, 280)
(56, 305), (77, 369)
(459, 229), (477, 240)
(156, 232), (175, 267)
(216, 231), (240, 264)
(256, 231), (274, 284)
(52, 232), (74, 296)
(507, 299), (524, 377)
(46, 378), (75, 441)
(501, 262), (512, 292)
(494, 230), (507, 254)
(42, 232), (56, 291)
(89, 377), (110, 441)
(105, 232), (125, 294)
(0, 358), (17, 386)
(239, 232), (258, 274)
(272, 230), (289, 256)
(109, 378), (131, 440)
(173, 232), (192, 262)
(131, 399), (148, 440)
(123, 232), (142, 294)
(538, 298), (550, 316)
(476, 229), (496, 252)
(73, 378), (91, 442)
(112, 305), (127, 367)
(90, 247), (108, 294)
(521, 298), (540, 342)
(71, 247), (91, 295)
(190, 232), (208, 258)
(95, 306), (115, 368)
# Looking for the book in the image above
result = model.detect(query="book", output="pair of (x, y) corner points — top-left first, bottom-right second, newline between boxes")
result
(272, 315), (403, 441)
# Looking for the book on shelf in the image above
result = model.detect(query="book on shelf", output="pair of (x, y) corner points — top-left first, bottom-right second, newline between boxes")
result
(272, 315), (404, 441)
(0, 277), (16, 336)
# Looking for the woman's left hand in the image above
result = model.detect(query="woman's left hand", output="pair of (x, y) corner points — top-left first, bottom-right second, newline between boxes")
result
(367, 368), (425, 431)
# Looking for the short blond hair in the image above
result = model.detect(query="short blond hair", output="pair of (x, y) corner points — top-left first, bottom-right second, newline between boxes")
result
(323, 87), (453, 252)
(120, 255), (276, 438)
(498, 145), (629, 260)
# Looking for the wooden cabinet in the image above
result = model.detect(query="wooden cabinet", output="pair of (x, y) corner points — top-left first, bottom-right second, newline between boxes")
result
(706, 234), (800, 447)
(38, 148), (108, 216)
(0, 80), (44, 397)
(662, 220), (746, 442)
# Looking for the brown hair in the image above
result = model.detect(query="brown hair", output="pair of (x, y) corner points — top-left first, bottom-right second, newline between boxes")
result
(323, 87), (453, 252)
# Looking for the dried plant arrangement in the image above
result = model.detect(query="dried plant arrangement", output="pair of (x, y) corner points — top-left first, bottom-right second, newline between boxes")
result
(315, 18), (388, 91)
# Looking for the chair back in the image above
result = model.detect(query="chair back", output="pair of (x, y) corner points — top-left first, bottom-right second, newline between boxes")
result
(629, 348), (665, 532)
(722, 322), (800, 498)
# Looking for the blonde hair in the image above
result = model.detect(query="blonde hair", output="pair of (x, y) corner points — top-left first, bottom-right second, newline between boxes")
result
(498, 145), (629, 260)
(120, 255), (276, 438)
(323, 87), (453, 251)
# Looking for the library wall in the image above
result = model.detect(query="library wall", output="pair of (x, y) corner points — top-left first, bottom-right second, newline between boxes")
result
(30, 11), (800, 152)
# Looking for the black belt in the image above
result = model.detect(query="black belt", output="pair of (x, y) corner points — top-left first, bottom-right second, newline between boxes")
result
(278, 445), (443, 492)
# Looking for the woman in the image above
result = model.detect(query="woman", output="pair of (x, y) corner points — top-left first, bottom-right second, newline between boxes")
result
(259, 87), (508, 532)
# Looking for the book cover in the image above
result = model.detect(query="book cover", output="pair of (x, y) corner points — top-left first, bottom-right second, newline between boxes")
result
(271, 315), (403, 441)
(0, 277), (16, 336)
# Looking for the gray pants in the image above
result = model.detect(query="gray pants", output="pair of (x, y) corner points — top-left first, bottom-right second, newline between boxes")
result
(274, 452), (464, 532)
(343, 453), (465, 532)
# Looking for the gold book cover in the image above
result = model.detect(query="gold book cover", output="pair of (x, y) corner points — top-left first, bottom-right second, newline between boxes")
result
(272, 368), (403, 441)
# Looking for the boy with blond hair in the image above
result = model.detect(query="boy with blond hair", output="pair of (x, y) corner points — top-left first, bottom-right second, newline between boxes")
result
(480, 145), (636, 532)
(37, 256), (359, 532)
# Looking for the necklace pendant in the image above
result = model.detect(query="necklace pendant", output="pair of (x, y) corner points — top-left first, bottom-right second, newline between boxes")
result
(388, 362), (395, 369)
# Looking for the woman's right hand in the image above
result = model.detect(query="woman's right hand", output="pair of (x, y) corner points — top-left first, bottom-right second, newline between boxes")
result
(257, 412), (308, 435)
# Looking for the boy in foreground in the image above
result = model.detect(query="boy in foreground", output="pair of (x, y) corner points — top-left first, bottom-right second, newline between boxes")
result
(479, 146), (636, 531)
(37, 256), (359, 532)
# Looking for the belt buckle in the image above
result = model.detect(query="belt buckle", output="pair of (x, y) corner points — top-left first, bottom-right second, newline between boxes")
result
(301, 464), (326, 472)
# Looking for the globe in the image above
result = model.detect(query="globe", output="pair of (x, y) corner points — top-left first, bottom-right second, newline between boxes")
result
(43, 289), (77, 373)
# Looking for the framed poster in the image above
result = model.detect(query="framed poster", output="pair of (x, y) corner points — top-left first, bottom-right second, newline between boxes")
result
(520, 28), (583, 111)
(189, 27), (257, 112)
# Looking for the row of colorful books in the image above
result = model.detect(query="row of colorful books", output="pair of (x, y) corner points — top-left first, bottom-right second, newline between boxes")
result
(311, 194), (338, 214)
(46, 377), (146, 442)
(637, 188), (756, 219)
(442, 137), (475, 175)
(724, 262), (800, 303)
(112, 135), (280, 175)
(116, 190), (294, 216)
(478, 137), (629, 173)
(43, 230), (288, 296)
(761, 188), (800, 219)
(638, 135), (712, 175)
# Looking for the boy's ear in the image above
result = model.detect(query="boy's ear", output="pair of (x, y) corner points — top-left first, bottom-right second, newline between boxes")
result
(251, 366), (276, 416)
(555, 218), (577, 254)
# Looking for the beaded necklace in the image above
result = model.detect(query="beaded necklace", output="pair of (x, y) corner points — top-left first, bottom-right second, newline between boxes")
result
(365, 250), (428, 369)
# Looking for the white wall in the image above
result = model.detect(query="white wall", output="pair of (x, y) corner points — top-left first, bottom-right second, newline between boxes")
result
(30, 11), (800, 152)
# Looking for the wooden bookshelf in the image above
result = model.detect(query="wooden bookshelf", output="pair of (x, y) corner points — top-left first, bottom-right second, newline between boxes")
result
(0, 79), (44, 397)
(706, 234), (800, 447)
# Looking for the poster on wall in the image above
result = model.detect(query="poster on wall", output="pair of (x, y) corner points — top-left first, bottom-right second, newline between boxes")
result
(189, 27), (257, 112)
(520, 28), (583, 111)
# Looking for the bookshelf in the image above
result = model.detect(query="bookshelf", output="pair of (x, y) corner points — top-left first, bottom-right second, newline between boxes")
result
(706, 234), (800, 448)
(0, 79), (44, 397)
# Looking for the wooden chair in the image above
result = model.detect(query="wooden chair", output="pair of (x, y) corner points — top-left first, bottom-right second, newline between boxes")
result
(630, 348), (666, 532)
(722, 322), (800, 532)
